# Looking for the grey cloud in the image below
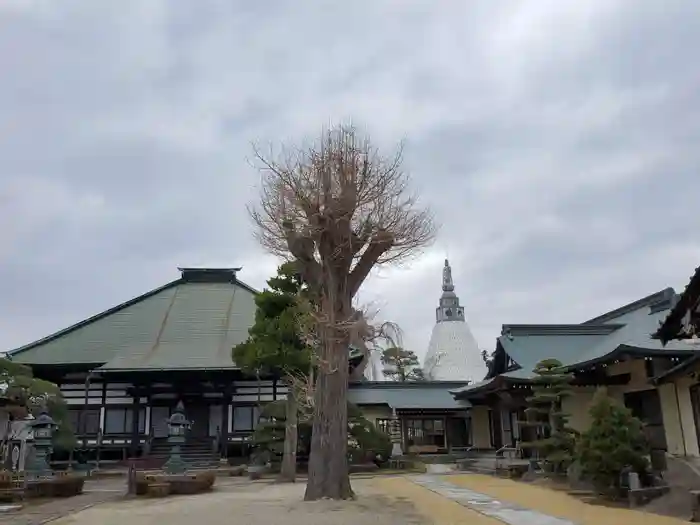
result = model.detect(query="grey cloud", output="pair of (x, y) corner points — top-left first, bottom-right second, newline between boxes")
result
(2, 1), (700, 369)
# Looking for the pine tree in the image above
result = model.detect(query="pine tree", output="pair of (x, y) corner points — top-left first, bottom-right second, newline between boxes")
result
(380, 347), (424, 381)
(576, 387), (649, 494)
(520, 358), (577, 473)
(0, 357), (75, 451)
(233, 262), (312, 482)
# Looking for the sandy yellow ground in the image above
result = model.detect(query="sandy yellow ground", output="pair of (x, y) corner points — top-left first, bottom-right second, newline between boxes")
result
(374, 476), (503, 525)
(446, 474), (690, 525)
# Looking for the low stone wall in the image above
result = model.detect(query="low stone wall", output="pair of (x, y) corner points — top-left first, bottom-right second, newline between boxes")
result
(0, 471), (85, 502)
(133, 470), (216, 497)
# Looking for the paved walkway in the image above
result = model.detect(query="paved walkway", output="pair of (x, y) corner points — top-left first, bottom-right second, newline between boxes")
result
(412, 475), (574, 525)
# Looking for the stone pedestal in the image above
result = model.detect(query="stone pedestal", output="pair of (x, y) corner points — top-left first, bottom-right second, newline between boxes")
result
(691, 490), (700, 522)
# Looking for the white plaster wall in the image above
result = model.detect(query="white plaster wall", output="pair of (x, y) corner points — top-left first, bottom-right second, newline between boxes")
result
(658, 382), (686, 455)
(665, 376), (700, 457)
(676, 376), (700, 457)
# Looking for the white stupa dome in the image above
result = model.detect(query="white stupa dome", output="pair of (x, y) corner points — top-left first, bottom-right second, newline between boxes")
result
(423, 259), (485, 382)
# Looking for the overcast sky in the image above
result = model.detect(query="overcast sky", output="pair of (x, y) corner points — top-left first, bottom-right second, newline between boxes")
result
(2, 1), (700, 362)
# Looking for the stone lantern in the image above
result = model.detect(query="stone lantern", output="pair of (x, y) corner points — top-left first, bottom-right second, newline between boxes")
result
(163, 401), (190, 475)
(27, 405), (57, 478)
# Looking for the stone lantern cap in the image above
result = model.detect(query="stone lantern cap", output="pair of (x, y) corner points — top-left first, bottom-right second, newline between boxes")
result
(30, 405), (56, 428)
(169, 401), (189, 426)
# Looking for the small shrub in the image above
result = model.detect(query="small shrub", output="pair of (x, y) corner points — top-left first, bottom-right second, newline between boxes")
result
(576, 387), (649, 495)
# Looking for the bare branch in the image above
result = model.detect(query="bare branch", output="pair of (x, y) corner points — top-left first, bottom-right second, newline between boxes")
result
(248, 124), (438, 302)
(248, 123), (437, 499)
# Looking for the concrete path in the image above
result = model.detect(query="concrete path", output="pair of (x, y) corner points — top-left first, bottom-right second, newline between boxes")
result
(411, 475), (576, 525)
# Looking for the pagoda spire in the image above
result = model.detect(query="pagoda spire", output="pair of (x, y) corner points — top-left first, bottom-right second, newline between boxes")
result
(442, 259), (454, 292)
(424, 257), (485, 381)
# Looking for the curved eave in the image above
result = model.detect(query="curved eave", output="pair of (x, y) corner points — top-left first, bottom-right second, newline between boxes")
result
(450, 374), (528, 399)
(565, 343), (697, 374)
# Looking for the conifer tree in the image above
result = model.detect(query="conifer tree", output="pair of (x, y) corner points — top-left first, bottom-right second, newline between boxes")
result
(380, 347), (424, 381)
(233, 262), (312, 482)
(1, 357), (74, 451)
(520, 358), (577, 473)
(576, 387), (648, 493)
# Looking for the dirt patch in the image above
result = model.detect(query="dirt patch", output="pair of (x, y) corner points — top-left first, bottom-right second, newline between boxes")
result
(49, 479), (427, 525)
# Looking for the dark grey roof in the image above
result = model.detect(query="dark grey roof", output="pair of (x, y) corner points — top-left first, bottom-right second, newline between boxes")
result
(348, 382), (471, 410)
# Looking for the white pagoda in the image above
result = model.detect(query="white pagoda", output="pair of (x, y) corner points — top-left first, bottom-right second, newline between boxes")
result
(423, 259), (485, 382)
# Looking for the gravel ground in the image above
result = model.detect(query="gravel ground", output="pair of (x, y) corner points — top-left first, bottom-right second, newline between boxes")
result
(446, 474), (692, 525)
(49, 478), (428, 525)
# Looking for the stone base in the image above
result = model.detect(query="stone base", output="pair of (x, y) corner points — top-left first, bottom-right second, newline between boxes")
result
(134, 470), (216, 497)
(628, 485), (670, 508)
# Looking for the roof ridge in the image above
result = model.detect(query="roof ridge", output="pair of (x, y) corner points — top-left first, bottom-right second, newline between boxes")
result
(583, 287), (676, 325)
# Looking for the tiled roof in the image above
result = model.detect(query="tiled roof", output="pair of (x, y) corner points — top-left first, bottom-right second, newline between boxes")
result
(9, 268), (258, 370)
(452, 288), (696, 396)
(349, 382), (471, 409)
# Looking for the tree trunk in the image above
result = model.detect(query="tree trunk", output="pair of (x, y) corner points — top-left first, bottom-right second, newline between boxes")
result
(304, 290), (353, 500)
(278, 379), (298, 483)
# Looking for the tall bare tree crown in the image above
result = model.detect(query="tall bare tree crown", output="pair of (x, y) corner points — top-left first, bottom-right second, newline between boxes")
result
(249, 124), (437, 298)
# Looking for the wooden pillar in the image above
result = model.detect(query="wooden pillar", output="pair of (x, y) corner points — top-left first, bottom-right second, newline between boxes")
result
(490, 398), (504, 449)
(130, 385), (141, 458)
(220, 383), (231, 458)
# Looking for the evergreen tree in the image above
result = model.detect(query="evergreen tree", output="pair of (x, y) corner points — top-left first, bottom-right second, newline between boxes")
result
(576, 387), (649, 494)
(233, 262), (312, 482)
(380, 347), (424, 381)
(1, 357), (75, 451)
(520, 358), (577, 473)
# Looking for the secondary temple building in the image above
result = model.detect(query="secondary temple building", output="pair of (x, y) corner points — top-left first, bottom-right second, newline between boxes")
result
(452, 287), (700, 463)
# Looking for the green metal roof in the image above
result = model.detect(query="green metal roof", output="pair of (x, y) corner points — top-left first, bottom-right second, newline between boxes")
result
(499, 324), (619, 372)
(452, 288), (696, 397)
(348, 382), (471, 410)
(8, 268), (258, 370)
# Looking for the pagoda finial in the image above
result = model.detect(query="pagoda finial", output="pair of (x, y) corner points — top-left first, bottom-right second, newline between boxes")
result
(442, 259), (454, 292)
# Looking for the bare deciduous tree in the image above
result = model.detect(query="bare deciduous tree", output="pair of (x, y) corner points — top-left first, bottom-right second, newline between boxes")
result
(249, 124), (436, 500)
